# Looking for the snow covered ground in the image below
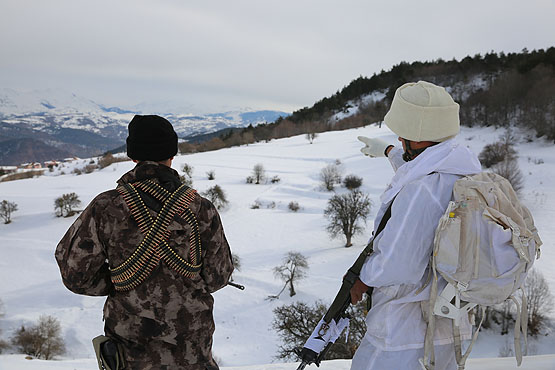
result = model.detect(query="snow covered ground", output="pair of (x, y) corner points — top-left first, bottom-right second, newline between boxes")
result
(0, 124), (554, 368)
(1, 355), (555, 370)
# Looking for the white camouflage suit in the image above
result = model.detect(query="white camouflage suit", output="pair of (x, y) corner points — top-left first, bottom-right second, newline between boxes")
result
(351, 139), (482, 370)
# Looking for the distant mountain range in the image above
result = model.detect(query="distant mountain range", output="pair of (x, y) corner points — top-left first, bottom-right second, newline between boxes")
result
(0, 88), (288, 165)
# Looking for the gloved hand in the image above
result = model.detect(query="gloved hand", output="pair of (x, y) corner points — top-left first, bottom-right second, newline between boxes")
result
(358, 136), (391, 158)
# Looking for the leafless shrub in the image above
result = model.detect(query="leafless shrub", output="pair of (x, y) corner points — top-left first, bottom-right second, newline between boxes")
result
(231, 253), (241, 281)
(54, 193), (81, 217)
(479, 142), (515, 168)
(202, 185), (228, 210)
(479, 129), (517, 168)
(207, 170), (216, 180)
(490, 158), (524, 195)
(271, 175), (281, 184)
(305, 132), (318, 144)
(0, 170), (43, 182)
(98, 153), (128, 169)
(1, 200), (18, 224)
(180, 175), (193, 187)
(0, 299), (8, 353)
(182, 163), (194, 178)
(343, 175), (363, 190)
(11, 315), (65, 360)
(320, 163), (342, 191)
(84, 164), (98, 174)
(272, 300), (367, 360)
(252, 164), (266, 184)
(476, 269), (553, 337)
(288, 201), (300, 212)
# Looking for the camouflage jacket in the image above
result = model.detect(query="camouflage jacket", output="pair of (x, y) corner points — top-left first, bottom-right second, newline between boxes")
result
(55, 161), (233, 369)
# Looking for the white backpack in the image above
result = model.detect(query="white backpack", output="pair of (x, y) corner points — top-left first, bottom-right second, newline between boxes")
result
(420, 172), (542, 370)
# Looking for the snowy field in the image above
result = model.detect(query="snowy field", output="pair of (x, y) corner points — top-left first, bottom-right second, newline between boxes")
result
(0, 124), (554, 368)
(2, 354), (555, 370)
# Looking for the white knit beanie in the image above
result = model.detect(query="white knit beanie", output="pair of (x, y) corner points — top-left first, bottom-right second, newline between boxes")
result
(384, 81), (460, 142)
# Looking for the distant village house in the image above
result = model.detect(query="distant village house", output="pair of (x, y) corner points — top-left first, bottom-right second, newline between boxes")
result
(18, 162), (42, 170)
(44, 160), (60, 169)
(0, 166), (17, 175)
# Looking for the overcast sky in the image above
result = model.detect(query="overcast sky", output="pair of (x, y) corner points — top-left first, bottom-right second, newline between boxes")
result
(1, 0), (554, 114)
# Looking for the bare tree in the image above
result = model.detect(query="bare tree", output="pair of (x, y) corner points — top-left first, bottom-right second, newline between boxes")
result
(271, 252), (309, 298)
(320, 163), (342, 191)
(0, 299), (8, 353)
(206, 170), (216, 180)
(202, 185), (228, 210)
(11, 315), (65, 360)
(181, 163), (194, 187)
(498, 300), (513, 335)
(479, 129), (517, 168)
(306, 132), (318, 144)
(0, 200), (18, 224)
(324, 190), (372, 247)
(54, 193), (81, 217)
(182, 163), (194, 178)
(272, 300), (367, 360)
(491, 158), (524, 195)
(252, 163), (266, 184)
(524, 269), (554, 336)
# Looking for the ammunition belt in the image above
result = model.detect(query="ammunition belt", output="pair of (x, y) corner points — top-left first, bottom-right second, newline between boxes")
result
(111, 180), (202, 291)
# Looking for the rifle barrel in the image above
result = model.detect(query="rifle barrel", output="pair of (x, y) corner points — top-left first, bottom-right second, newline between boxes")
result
(227, 281), (245, 290)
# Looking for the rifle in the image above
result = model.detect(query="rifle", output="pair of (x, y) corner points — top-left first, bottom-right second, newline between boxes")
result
(227, 281), (245, 290)
(296, 203), (392, 370)
(295, 242), (374, 370)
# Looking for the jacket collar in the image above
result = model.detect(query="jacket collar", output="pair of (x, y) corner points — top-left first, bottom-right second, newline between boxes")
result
(117, 161), (182, 191)
(380, 139), (482, 204)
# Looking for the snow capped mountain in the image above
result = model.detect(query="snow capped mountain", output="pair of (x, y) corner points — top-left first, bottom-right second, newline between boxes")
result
(0, 88), (107, 115)
(0, 88), (288, 165)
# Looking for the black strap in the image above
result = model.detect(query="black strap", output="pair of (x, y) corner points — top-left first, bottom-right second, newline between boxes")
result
(374, 200), (393, 238)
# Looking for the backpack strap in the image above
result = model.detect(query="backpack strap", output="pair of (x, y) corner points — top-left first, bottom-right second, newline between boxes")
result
(420, 263), (439, 370)
(510, 287), (529, 367)
(111, 181), (201, 291)
(453, 306), (485, 370)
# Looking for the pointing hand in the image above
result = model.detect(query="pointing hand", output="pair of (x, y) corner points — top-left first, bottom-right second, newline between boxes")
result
(357, 136), (392, 158)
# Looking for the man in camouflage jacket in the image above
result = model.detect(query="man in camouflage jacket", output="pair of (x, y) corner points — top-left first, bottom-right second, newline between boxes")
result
(55, 115), (233, 370)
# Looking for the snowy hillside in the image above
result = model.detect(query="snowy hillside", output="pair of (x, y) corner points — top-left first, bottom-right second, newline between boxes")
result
(0, 125), (554, 368)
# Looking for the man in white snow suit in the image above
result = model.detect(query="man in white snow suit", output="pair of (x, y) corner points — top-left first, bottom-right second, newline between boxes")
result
(350, 81), (482, 370)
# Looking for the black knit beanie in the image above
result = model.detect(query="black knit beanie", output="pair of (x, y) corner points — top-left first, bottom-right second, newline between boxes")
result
(126, 115), (178, 161)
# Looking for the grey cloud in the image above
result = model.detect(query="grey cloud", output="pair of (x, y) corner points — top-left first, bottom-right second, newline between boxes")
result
(1, 0), (554, 113)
